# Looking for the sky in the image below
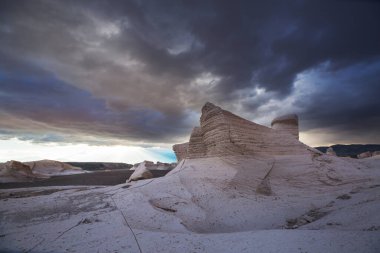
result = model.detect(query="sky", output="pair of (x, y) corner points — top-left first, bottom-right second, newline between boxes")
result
(0, 0), (379, 163)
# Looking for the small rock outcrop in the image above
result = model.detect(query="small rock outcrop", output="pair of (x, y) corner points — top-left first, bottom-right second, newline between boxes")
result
(127, 161), (154, 182)
(174, 102), (308, 159)
(127, 161), (176, 182)
(326, 147), (337, 156)
(358, 151), (380, 159)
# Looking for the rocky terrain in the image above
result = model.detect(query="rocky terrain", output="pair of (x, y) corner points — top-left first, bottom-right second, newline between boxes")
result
(0, 102), (379, 253)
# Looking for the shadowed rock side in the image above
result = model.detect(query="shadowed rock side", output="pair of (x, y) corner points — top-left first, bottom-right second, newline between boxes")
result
(183, 102), (309, 159)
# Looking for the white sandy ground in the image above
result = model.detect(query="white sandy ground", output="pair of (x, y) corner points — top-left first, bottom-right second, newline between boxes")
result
(1, 154), (380, 253)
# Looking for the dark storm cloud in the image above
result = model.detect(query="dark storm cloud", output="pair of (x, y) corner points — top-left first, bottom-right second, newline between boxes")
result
(0, 0), (379, 145)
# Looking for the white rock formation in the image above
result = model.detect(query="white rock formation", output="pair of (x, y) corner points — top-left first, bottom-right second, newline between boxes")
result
(184, 102), (308, 158)
(271, 114), (299, 139)
(0, 160), (38, 183)
(127, 161), (154, 182)
(0, 160), (85, 182)
(25, 159), (83, 176)
(326, 147), (337, 156)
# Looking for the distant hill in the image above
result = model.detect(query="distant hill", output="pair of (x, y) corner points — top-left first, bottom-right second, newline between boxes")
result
(315, 144), (380, 158)
(66, 162), (132, 171)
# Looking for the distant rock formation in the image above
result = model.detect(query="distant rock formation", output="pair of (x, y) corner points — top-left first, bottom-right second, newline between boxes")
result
(315, 144), (380, 158)
(358, 151), (380, 159)
(326, 147), (337, 156)
(127, 161), (154, 182)
(271, 114), (299, 139)
(173, 102), (308, 159)
(0, 160), (37, 182)
(0, 160), (85, 183)
(25, 160), (83, 176)
(129, 161), (176, 171)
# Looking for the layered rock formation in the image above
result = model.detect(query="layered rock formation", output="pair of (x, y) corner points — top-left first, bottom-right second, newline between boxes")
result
(271, 114), (299, 139)
(174, 102), (309, 159)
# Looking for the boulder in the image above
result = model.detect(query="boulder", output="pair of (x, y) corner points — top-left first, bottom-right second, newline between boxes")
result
(127, 161), (154, 182)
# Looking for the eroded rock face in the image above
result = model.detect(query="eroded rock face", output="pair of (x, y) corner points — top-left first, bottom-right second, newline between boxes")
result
(181, 102), (308, 159)
(173, 143), (189, 161)
(271, 114), (299, 139)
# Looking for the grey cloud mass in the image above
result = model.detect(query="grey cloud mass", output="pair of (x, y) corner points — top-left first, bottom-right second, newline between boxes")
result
(0, 0), (380, 146)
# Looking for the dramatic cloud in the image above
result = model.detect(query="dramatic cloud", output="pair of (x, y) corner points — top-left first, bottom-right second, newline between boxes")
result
(1, 0), (380, 151)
